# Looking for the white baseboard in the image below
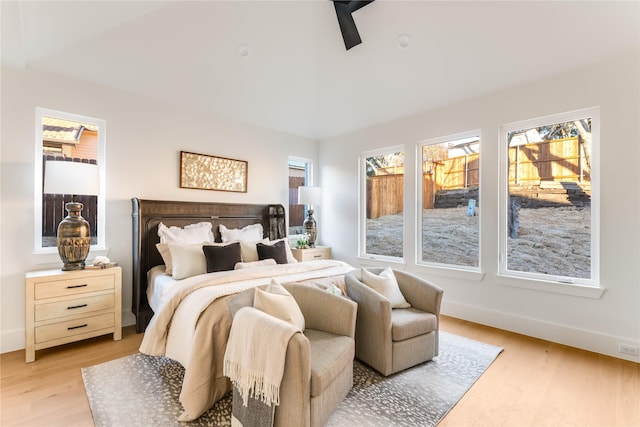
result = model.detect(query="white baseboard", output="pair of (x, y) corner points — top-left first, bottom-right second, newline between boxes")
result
(1, 327), (24, 354)
(1, 309), (138, 354)
(442, 300), (640, 363)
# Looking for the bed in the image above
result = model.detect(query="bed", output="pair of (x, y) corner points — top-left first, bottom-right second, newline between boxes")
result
(131, 198), (354, 421)
(132, 198), (289, 333)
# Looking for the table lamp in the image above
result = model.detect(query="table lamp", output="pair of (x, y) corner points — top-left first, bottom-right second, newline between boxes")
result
(298, 186), (322, 247)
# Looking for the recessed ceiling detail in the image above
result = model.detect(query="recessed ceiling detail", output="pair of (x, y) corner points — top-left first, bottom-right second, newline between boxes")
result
(397, 34), (411, 49)
(237, 44), (251, 58)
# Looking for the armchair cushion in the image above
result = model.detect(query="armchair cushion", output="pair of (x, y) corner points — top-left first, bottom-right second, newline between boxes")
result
(306, 330), (354, 397)
(391, 309), (438, 341)
(360, 267), (411, 308)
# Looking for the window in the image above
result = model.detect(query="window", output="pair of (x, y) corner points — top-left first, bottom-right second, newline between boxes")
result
(360, 147), (404, 259)
(418, 132), (480, 269)
(288, 157), (312, 236)
(499, 107), (599, 286)
(34, 108), (106, 253)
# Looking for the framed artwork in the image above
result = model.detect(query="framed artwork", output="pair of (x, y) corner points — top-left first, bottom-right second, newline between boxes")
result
(179, 151), (248, 193)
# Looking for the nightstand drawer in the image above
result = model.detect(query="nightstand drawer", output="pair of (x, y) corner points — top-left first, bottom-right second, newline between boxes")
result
(34, 275), (114, 300)
(35, 293), (114, 322)
(291, 246), (332, 262)
(35, 312), (115, 344)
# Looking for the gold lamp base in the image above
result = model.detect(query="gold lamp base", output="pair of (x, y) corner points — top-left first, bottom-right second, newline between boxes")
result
(57, 201), (91, 271)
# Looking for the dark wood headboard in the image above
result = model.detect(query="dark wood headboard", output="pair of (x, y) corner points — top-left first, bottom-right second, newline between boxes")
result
(131, 198), (286, 332)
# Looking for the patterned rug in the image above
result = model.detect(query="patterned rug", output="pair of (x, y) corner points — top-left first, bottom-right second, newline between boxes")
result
(82, 332), (502, 427)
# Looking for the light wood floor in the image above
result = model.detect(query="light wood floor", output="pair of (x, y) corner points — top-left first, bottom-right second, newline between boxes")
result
(1, 316), (638, 427)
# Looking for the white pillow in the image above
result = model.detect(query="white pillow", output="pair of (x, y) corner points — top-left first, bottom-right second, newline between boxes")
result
(239, 238), (269, 262)
(158, 222), (214, 245)
(254, 279), (305, 331)
(234, 259), (277, 270)
(156, 243), (173, 275)
(360, 267), (411, 308)
(263, 238), (298, 264)
(168, 243), (207, 280)
(219, 223), (263, 243)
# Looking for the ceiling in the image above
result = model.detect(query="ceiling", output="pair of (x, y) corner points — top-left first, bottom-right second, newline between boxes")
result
(2, 1), (638, 140)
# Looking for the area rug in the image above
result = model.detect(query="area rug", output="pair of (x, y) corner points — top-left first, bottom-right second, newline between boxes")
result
(82, 332), (502, 427)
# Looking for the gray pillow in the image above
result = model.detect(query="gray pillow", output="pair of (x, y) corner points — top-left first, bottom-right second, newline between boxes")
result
(229, 286), (260, 319)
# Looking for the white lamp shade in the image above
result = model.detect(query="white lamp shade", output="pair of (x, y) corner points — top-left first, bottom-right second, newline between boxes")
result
(298, 186), (322, 206)
(44, 161), (100, 196)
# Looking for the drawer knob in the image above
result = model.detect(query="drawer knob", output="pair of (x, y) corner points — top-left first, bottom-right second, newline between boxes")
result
(67, 324), (88, 331)
(313, 254), (322, 258)
(66, 284), (88, 289)
(67, 304), (88, 310)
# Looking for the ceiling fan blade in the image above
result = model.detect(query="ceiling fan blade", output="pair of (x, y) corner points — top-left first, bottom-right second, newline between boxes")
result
(334, 1), (361, 50)
(347, 0), (374, 13)
(333, 0), (374, 50)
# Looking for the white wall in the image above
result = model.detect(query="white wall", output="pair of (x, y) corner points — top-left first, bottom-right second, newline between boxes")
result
(319, 52), (640, 362)
(0, 67), (318, 353)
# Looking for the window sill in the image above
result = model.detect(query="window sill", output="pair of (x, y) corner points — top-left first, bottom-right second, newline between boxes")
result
(32, 246), (110, 266)
(357, 256), (405, 269)
(357, 257), (485, 282)
(410, 263), (485, 282)
(496, 275), (605, 299)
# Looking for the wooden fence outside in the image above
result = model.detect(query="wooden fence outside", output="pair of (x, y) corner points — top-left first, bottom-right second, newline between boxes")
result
(367, 137), (588, 218)
(508, 136), (589, 185)
(288, 176), (306, 227)
(367, 174), (404, 219)
(42, 156), (98, 240)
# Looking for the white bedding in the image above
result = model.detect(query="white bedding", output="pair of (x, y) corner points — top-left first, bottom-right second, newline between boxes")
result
(147, 265), (175, 312)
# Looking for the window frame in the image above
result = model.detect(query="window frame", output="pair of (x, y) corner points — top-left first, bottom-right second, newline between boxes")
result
(359, 145), (405, 261)
(34, 107), (107, 256)
(416, 130), (482, 272)
(498, 107), (601, 291)
(287, 156), (313, 236)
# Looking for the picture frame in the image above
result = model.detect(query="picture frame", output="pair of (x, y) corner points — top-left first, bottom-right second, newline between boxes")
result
(179, 151), (248, 193)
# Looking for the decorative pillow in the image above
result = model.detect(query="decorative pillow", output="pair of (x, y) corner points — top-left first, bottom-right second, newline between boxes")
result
(156, 243), (174, 275)
(360, 267), (411, 308)
(168, 243), (207, 280)
(239, 238), (269, 262)
(254, 279), (305, 330)
(234, 259), (277, 270)
(229, 286), (257, 319)
(158, 222), (213, 245)
(219, 223), (263, 243)
(256, 240), (288, 264)
(262, 238), (298, 263)
(202, 242), (242, 273)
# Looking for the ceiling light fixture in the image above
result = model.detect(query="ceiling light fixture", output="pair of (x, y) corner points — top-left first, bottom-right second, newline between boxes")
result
(397, 34), (411, 49)
(237, 44), (250, 58)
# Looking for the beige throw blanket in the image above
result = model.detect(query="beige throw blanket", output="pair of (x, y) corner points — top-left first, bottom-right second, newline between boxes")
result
(224, 307), (301, 426)
(139, 260), (354, 421)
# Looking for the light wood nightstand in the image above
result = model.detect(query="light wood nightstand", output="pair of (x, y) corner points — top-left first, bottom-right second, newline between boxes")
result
(290, 246), (332, 262)
(25, 266), (122, 363)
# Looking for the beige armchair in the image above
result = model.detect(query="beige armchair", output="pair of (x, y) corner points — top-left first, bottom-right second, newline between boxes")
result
(276, 283), (357, 427)
(345, 268), (443, 376)
(230, 283), (357, 427)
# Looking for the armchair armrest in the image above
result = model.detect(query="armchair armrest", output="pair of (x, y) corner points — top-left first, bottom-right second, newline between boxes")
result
(284, 284), (357, 339)
(394, 270), (443, 316)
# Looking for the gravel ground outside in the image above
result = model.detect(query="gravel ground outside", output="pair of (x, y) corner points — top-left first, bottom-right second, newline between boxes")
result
(366, 206), (590, 278)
